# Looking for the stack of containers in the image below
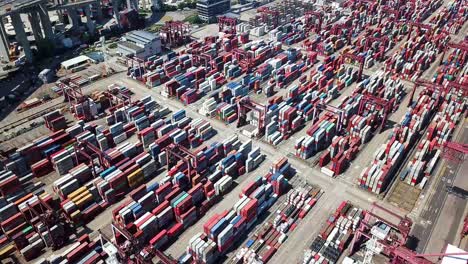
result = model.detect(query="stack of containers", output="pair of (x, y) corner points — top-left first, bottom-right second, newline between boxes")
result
(401, 91), (466, 188)
(359, 87), (446, 193)
(303, 201), (363, 264)
(385, 33), (450, 81)
(186, 158), (292, 263)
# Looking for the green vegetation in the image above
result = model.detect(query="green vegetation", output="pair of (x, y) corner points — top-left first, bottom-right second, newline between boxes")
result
(177, 0), (197, 9)
(108, 43), (118, 49)
(184, 14), (203, 24)
(161, 4), (177, 11)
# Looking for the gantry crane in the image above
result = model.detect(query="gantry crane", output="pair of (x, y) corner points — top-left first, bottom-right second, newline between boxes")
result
(441, 141), (468, 163)
(232, 48), (253, 73)
(257, 6), (280, 28)
(74, 139), (114, 170)
(218, 16), (237, 35)
(20, 197), (68, 250)
(311, 103), (346, 132)
(407, 79), (448, 107)
(339, 53), (365, 81)
(330, 23), (353, 45)
(365, 35), (389, 61)
(378, 5), (401, 25)
(60, 80), (93, 121)
(439, 40), (468, 65)
(304, 11), (323, 33)
(165, 143), (202, 179)
(160, 21), (191, 48)
(406, 22), (433, 41)
(100, 224), (176, 264)
(358, 94), (395, 133)
(236, 96), (267, 137)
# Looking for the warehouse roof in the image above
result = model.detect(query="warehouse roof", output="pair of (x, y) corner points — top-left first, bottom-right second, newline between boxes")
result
(61, 55), (93, 69)
(125, 30), (160, 45)
(117, 41), (144, 53)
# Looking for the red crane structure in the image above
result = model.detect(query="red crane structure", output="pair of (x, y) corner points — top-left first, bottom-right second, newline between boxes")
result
(236, 96), (267, 137)
(406, 22), (433, 41)
(407, 79), (447, 107)
(358, 94), (395, 133)
(256, 6), (280, 28)
(20, 197), (68, 250)
(126, 56), (146, 76)
(330, 23), (353, 45)
(304, 11), (323, 33)
(160, 21), (191, 48)
(165, 143), (202, 179)
(446, 80), (468, 97)
(311, 103), (346, 132)
(218, 16), (237, 35)
(59, 80), (92, 121)
(378, 5), (401, 25)
(74, 139), (113, 170)
(439, 40), (468, 65)
(350, 201), (468, 263)
(365, 35), (389, 61)
(232, 48), (253, 73)
(100, 223), (176, 264)
(339, 53), (365, 81)
(441, 141), (468, 163)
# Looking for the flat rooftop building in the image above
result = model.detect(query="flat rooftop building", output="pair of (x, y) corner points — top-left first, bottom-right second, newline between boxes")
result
(197, 0), (231, 22)
(117, 30), (162, 59)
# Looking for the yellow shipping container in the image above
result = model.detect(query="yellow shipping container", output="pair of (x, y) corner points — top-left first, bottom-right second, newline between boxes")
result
(70, 210), (81, 220)
(75, 194), (93, 209)
(71, 190), (91, 204)
(68, 186), (88, 200)
(129, 175), (144, 188)
(0, 244), (15, 258)
(127, 169), (143, 180)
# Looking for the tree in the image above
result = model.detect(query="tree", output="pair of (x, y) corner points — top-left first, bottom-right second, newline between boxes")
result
(184, 14), (203, 24)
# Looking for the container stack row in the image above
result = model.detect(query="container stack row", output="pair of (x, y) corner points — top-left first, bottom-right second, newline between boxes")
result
(228, 184), (323, 264)
(303, 201), (363, 264)
(359, 89), (441, 193)
(183, 158), (293, 263)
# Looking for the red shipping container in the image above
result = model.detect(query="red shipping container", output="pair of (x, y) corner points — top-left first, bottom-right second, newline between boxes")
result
(66, 242), (89, 263)
(152, 200), (170, 216)
(168, 223), (184, 238)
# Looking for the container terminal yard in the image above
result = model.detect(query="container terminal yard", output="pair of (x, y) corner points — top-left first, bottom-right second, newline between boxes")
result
(0, 0), (466, 263)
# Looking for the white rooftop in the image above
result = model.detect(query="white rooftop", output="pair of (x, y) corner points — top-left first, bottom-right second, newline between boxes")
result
(61, 55), (91, 69)
(441, 244), (468, 264)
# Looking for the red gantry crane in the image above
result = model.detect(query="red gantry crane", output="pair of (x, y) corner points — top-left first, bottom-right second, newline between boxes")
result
(160, 21), (191, 48)
(60, 80), (93, 121)
(439, 40), (468, 65)
(218, 16), (237, 35)
(358, 94), (395, 133)
(365, 35), (389, 61)
(236, 96), (267, 137)
(406, 22), (433, 41)
(165, 143), (202, 179)
(304, 11), (323, 33)
(378, 5), (401, 25)
(100, 224), (176, 264)
(257, 6), (280, 28)
(232, 48), (254, 73)
(407, 79), (448, 107)
(331, 23), (353, 45)
(339, 53), (365, 81)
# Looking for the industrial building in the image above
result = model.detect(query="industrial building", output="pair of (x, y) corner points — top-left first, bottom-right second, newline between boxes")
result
(197, 0), (231, 22)
(117, 30), (162, 59)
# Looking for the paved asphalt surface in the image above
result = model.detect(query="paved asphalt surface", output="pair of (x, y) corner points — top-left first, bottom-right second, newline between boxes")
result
(411, 127), (467, 253)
